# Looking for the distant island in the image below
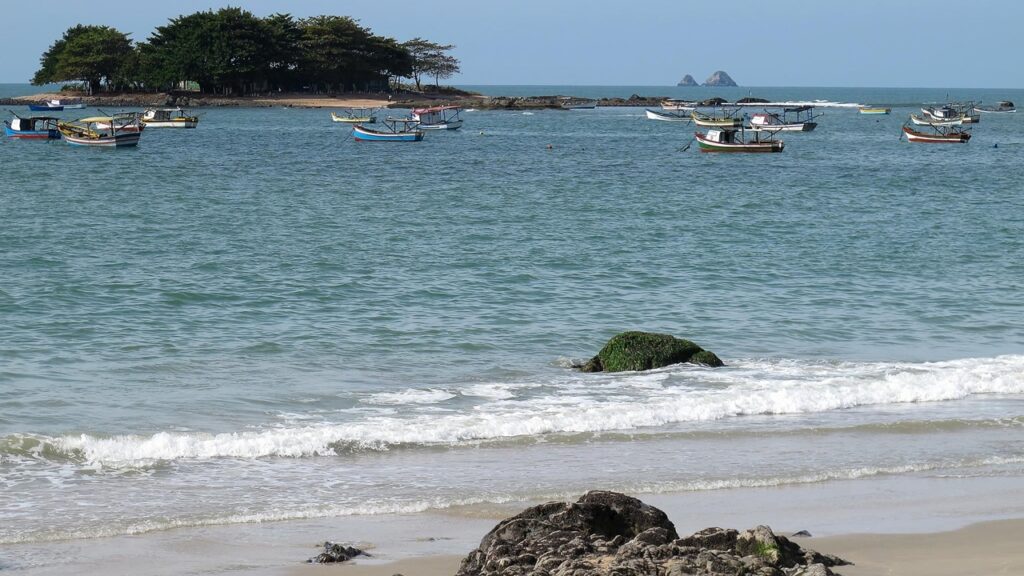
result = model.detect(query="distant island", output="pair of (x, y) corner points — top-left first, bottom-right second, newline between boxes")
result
(703, 71), (738, 87)
(677, 74), (698, 87)
(675, 71), (738, 87)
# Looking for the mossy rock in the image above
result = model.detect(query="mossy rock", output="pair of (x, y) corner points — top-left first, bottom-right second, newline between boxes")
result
(579, 331), (723, 373)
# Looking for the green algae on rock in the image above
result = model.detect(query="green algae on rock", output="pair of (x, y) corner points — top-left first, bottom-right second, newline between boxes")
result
(579, 331), (724, 372)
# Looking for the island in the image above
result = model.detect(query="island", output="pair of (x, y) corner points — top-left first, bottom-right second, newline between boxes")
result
(677, 74), (698, 87)
(704, 70), (738, 86)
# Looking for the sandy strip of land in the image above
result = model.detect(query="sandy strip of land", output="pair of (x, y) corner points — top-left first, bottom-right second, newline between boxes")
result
(12, 92), (395, 108)
(292, 519), (1024, 576)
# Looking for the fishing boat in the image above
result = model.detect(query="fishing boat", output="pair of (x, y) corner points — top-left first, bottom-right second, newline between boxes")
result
(57, 116), (142, 147)
(29, 102), (63, 111)
(411, 105), (463, 130)
(901, 123), (971, 144)
(4, 114), (60, 139)
(922, 103), (979, 124)
(331, 108), (378, 123)
(695, 127), (784, 153)
(94, 112), (145, 132)
(559, 97), (598, 110)
(645, 108), (691, 122)
(691, 109), (744, 128)
(908, 113), (962, 127)
(859, 107), (891, 115)
(352, 118), (424, 142)
(141, 108), (199, 128)
(974, 100), (1015, 113)
(748, 106), (821, 132)
(48, 99), (85, 110)
(661, 99), (695, 112)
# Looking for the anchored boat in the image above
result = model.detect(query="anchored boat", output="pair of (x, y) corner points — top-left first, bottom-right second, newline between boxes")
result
(909, 113), (963, 127)
(922, 102), (979, 124)
(695, 127), (784, 153)
(141, 108), (199, 128)
(859, 107), (891, 115)
(57, 116), (142, 147)
(4, 113), (60, 139)
(331, 108), (378, 123)
(645, 108), (691, 122)
(974, 101), (1015, 113)
(691, 109), (744, 128)
(559, 97), (598, 110)
(749, 106), (821, 132)
(352, 118), (424, 142)
(661, 99), (696, 112)
(411, 105), (463, 130)
(901, 123), (971, 144)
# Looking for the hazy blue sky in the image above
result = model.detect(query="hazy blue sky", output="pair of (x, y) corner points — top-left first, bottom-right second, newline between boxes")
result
(2, 0), (1020, 87)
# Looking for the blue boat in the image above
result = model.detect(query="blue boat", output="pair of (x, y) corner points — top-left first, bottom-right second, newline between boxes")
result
(4, 115), (61, 139)
(29, 103), (63, 112)
(352, 118), (424, 142)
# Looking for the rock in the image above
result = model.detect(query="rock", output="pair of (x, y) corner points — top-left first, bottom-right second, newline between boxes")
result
(455, 492), (847, 576)
(736, 96), (770, 104)
(697, 97), (729, 107)
(308, 541), (370, 563)
(704, 71), (738, 87)
(677, 74), (698, 87)
(791, 530), (812, 538)
(578, 331), (723, 373)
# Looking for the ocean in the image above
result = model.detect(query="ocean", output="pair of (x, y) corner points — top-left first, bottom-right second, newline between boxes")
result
(1, 84), (1023, 559)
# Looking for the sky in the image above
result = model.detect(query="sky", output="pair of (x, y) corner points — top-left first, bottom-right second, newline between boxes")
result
(2, 0), (1021, 87)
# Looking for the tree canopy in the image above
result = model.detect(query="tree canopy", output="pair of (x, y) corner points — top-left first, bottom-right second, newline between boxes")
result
(33, 9), (457, 95)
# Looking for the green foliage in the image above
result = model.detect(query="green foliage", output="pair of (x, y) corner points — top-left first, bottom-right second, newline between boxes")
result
(32, 25), (133, 93)
(754, 541), (780, 560)
(402, 38), (459, 90)
(33, 9), (458, 95)
(580, 331), (724, 373)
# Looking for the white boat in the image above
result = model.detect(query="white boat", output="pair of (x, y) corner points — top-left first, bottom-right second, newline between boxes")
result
(922, 103), (979, 124)
(909, 113), (963, 127)
(974, 100), (1016, 113)
(49, 99), (86, 110)
(141, 108), (199, 128)
(661, 99), (695, 112)
(57, 116), (142, 147)
(645, 108), (691, 122)
(411, 105), (463, 130)
(749, 106), (821, 132)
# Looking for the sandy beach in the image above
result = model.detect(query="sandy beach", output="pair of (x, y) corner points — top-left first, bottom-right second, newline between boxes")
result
(4, 473), (1023, 576)
(293, 519), (1024, 576)
(9, 91), (398, 108)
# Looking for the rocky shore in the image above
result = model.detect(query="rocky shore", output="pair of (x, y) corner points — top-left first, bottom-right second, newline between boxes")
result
(0, 91), (667, 110)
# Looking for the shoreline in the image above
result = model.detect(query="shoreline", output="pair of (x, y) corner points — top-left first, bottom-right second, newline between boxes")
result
(4, 473), (1024, 575)
(0, 91), (667, 110)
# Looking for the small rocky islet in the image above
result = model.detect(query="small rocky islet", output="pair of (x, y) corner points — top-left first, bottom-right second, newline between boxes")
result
(576, 331), (724, 372)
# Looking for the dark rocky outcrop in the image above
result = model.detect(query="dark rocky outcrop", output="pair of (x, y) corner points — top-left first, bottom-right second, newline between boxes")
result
(456, 491), (848, 576)
(308, 541), (370, 563)
(677, 74), (698, 87)
(704, 71), (738, 87)
(697, 96), (729, 107)
(578, 331), (723, 373)
(737, 97), (770, 104)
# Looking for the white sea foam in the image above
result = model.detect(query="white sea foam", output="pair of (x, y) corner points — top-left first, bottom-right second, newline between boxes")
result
(47, 355), (1024, 468)
(365, 388), (456, 405)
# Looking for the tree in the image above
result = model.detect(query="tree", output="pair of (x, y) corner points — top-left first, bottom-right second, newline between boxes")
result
(401, 38), (459, 91)
(32, 25), (134, 93)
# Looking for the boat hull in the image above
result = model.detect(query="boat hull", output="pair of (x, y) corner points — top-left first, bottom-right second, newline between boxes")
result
(691, 116), (743, 128)
(141, 119), (198, 128)
(352, 125), (423, 142)
(59, 130), (140, 147)
(645, 109), (690, 122)
(29, 105), (62, 112)
(695, 132), (784, 153)
(901, 126), (970, 143)
(859, 107), (891, 114)
(4, 122), (59, 139)
(909, 114), (962, 127)
(750, 120), (817, 132)
(418, 120), (463, 130)
(332, 113), (376, 124)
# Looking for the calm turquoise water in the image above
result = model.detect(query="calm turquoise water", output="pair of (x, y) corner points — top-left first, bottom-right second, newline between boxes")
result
(1, 85), (1023, 548)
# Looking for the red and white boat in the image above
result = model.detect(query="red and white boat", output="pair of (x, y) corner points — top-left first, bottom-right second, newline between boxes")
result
(695, 128), (784, 153)
(901, 125), (971, 144)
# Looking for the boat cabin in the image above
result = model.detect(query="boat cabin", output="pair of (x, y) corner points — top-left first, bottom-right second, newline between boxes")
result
(9, 117), (58, 132)
(412, 105), (461, 125)
(704, 129), (735, 144)
(144, 109), (181, 121)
